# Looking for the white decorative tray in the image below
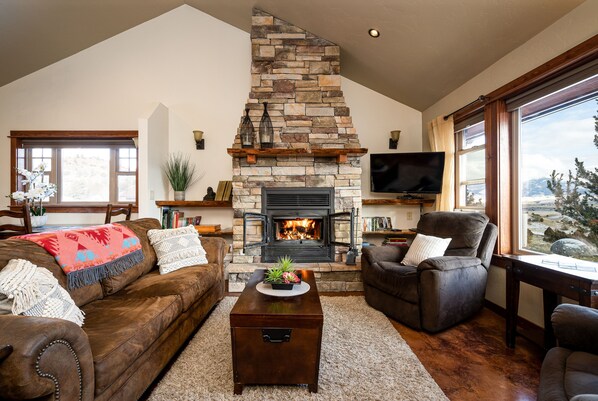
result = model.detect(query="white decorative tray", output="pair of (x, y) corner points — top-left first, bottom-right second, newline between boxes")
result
(255, 281), (310, 297)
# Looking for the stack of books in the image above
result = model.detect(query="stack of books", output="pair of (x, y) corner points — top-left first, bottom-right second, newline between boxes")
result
(382, 237), (409, 247)
(161, 210), (202, 229)
(215, 180), (232, 201)
(363, 216), (392, 232)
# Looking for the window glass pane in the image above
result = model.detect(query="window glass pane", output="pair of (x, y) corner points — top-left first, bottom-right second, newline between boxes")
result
(464, 183), (486, 207)
(461, 121), (485, 149)
(118, 148), (136, 172)
(61, 148), (110, 202)
(518, 82), (597, 262)
(460, 149), (485, 182)
(117, 175), (136, 202)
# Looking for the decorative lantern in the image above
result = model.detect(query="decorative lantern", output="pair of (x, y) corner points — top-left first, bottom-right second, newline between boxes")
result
(259, 102), (274, 149)
(240, 108), (255, 148)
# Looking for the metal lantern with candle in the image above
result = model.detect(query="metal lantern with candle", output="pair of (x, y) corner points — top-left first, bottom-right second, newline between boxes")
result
(240, 108), (255, 148)
(259, 102), (274, 149)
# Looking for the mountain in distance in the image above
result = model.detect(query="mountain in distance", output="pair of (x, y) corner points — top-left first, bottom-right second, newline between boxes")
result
(522, 177), (553, 197)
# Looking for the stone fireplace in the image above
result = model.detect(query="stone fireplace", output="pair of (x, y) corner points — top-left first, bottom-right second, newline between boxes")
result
(228, 9), (366, 270)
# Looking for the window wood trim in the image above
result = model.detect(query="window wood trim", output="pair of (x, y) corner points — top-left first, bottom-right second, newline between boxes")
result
(9, 130), (138, 213)
(454, 34), (598, 125)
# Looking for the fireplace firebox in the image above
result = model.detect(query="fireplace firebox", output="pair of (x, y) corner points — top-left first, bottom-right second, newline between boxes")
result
(243, 188), (355, 263)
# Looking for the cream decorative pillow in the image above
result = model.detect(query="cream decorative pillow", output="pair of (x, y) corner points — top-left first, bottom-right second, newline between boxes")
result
(147, 225), (208, 274)
(401, 233), (452, 266)
(0, 259), (85, 326)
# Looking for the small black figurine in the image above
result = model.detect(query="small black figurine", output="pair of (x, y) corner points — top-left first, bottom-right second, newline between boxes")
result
(203, 187), (216, 201)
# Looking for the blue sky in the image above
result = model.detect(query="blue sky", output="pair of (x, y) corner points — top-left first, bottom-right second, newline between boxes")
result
(520, 98), (597, 182)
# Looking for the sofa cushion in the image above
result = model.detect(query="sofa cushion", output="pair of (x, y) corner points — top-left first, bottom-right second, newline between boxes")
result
(100, 218), (161, 296)
(417, 212), (489, 257)
(0, 239), (103, 307)
(565, 351), (598, 398)
(363, 261), (418, 303)
(82, 295), (182, 394)
(116, 262), (220, 312)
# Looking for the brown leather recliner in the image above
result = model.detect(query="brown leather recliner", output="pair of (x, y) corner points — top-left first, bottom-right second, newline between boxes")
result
(538, 304), (598, 401)
(361, 211), (498, 332)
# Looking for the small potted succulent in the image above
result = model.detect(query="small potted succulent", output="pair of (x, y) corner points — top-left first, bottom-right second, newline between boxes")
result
(264, 256), (301, 290)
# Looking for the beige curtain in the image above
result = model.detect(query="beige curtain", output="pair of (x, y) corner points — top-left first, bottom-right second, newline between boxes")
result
(427, 115), (455, 211)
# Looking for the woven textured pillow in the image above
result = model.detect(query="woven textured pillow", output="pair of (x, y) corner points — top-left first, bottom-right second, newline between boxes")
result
(401, 233), (452, 266)
(147, 225), (208, 274)
(0, 259), (85, 326)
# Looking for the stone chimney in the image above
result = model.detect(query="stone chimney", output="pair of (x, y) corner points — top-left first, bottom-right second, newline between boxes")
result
(229, 9), (365, 265)
(232, 9), (360, 150)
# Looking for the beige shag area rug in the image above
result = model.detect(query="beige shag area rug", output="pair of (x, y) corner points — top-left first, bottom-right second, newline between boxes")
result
(148, 296), (448, 401)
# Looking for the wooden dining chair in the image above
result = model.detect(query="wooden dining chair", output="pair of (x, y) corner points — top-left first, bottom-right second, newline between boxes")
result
(105, 204), (133, 224)
(0, 203), (32, 239)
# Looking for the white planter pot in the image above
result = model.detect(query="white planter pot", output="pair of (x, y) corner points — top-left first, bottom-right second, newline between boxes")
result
(174, 191), (185, 201)
(30, 214), (48, 228)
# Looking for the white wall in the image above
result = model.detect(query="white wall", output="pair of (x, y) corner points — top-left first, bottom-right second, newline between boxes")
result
(0, 5), (250, 225)
(422, 0), (598, 327)
(343, 77), (425, 231)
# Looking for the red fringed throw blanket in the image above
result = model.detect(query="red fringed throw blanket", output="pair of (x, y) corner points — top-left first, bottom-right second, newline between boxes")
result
(15, 223), (143, 289)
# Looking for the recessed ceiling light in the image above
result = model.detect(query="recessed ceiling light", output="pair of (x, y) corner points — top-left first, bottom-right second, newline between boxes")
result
(368, 28), (380, 38)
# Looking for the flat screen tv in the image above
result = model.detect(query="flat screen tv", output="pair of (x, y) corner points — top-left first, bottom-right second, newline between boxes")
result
(370, 152), (445, 194)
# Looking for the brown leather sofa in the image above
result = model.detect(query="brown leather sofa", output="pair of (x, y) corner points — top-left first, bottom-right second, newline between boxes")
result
(0, 218), (227, 401)
(538, 304), (598, 401)
(361, 211), (497, 332)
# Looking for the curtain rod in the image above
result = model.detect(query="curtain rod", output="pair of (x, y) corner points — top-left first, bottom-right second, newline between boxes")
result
(443, 95), (488, 120)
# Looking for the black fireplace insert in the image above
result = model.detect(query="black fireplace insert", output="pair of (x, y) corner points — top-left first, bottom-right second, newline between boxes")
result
(243, 187), (355, 263)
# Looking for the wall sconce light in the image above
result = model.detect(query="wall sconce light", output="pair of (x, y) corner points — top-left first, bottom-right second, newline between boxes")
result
(389, 130), (401, 149)
(193, 130), (205, 150)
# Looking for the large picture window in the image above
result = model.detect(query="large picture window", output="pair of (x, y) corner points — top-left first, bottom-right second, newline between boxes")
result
(513, 74), (598, 262)
(10, 131), (138, 212)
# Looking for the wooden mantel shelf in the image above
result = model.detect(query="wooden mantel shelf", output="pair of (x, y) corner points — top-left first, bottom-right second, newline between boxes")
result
(227, 147), (368, 164)
(155, 200), (232, 207)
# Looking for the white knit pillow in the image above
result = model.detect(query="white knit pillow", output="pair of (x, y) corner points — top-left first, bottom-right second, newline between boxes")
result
(0, 259), (85, 326)
(147, 225), (208, 275)
(401, 233), (451, 266)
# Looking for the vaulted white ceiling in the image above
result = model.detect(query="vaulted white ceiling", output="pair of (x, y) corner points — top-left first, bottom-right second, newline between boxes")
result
(0, 0), (585, 110)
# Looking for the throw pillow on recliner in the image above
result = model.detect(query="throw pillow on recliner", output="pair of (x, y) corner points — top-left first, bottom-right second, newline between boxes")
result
(401, 233), (451, 266)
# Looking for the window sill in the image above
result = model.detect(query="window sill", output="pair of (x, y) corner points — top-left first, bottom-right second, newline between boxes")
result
(10, 205), (138, 213)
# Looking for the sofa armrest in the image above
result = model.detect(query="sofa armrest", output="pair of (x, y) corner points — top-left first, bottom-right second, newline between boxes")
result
(552, 304), (598, 354)
(0, 315), (95, 401)
(200, 237), (227, 266)
(418, 256), (483, 272)
(362, 246), (407, 266)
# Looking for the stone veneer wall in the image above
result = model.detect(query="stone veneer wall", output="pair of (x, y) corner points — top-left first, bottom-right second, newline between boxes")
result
(231, 9), (363, 264)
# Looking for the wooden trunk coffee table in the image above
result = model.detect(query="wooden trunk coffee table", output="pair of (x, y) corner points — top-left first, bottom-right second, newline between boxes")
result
(229, 269), (323, 394)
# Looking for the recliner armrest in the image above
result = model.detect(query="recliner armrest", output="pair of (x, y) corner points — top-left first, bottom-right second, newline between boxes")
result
(552, 304), (598, 354)
(0, 314), (95, 401)
(362, 246), (408, 266)
(418, 256), (483, 272)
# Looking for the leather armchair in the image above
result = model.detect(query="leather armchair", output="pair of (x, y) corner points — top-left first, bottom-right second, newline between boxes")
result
(361, 211), (497, 332)
(538, 304), (598, 401)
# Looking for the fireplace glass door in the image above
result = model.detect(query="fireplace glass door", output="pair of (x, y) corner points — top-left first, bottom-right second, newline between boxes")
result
(274, 217), (323, 241)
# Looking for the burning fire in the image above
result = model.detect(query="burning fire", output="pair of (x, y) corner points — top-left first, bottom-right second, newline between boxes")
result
(277, 218), (320, 240)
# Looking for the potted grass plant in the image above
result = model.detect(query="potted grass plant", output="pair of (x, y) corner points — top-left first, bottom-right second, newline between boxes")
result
(264, 256), (301, 290)
(163, 153), (200, 201)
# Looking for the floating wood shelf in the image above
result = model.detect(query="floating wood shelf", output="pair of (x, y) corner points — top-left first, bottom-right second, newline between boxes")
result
(362, 198), (435, 206)
(227, 147), (368, 164)
(363, 230), (417, 236)
(155, 200), (232, 208)
(199, 228), (233, 236)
